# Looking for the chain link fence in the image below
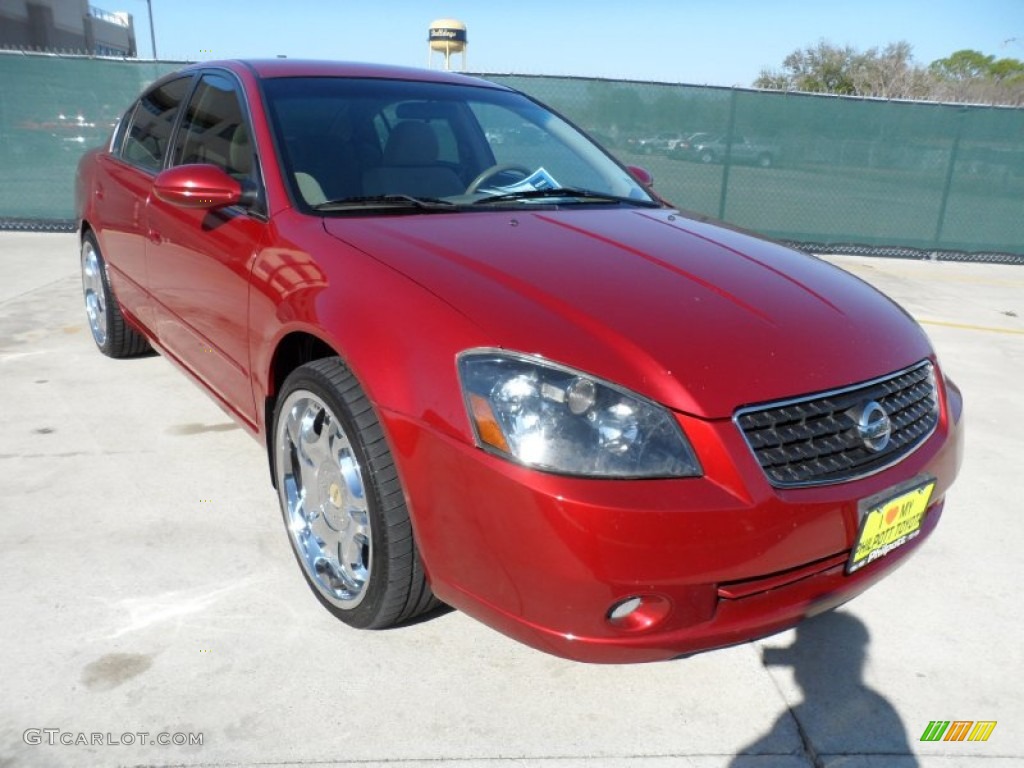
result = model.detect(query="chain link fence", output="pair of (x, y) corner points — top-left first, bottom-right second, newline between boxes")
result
(487, 74), (1024, 263)
(2, 52), (1022, 262)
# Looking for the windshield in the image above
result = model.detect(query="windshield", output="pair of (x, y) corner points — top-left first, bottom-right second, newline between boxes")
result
(262, 76), (656, 210)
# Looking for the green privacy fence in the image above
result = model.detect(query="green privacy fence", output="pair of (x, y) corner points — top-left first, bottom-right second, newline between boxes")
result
(0, 52), (183, 222)
(2, 52), (1023, 257)
(488, 74), (1024, 258)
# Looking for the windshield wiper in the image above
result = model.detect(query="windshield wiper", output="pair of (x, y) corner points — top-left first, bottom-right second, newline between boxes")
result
(472, 187), (660, 207)
(311, 194), (457, 212)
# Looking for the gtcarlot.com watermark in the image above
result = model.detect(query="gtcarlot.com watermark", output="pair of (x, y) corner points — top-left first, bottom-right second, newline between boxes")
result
(24, 729), (203, 747)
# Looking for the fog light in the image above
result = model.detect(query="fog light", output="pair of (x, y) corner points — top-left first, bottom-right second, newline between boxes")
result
(609, 597), (643, 621)
(606, 594), (671, 632)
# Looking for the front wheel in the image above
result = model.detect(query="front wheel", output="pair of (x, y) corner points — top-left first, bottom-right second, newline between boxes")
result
(272, 357), (438, 628)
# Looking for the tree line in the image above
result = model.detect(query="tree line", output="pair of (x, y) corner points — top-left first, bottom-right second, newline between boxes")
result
(755, 41), (1024, 105)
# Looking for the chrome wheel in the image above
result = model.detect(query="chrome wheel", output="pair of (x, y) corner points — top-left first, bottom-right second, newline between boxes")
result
(276, 390), (372, 609)
(81, 239), (107, 346)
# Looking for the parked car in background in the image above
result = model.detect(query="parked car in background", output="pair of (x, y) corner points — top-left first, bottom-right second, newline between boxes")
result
(485, 122), (549, 147)
(10, 109), (111, 156)
(633, 131), (686, 154)
(679, 134), (780, 167)
(76, 59), (962, 663)
(671, 132), (715, 157)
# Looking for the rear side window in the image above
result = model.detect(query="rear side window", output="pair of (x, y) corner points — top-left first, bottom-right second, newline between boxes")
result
(172, 73), (254, 180)
(121, 76), (191, 172)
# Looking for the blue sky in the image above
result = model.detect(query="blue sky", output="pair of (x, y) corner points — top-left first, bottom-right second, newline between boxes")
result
(135, 0), (1023, 86)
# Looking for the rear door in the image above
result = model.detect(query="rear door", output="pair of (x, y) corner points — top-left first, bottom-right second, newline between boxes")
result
(145, 71), (266, 427)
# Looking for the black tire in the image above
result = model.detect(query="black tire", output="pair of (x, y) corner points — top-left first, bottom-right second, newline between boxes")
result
(758, 153), (773, 168)
(700, 150), (715, 164)
(272, 357), (439, 629)
(80, 232), (151, 358)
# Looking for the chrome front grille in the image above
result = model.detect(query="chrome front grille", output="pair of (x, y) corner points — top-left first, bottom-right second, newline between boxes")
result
(735, 361), (938, 488)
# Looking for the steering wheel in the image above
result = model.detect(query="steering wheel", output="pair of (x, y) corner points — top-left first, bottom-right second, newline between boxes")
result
(466, 164), (532, 194)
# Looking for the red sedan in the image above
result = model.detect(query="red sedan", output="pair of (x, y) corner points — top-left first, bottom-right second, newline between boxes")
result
(76, 60), (963, 663)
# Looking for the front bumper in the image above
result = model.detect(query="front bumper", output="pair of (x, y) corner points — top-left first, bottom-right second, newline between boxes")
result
(381, 377), (963, 663)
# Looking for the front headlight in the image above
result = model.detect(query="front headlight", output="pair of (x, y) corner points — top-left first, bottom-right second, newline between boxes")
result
(458, 351), (701, 478)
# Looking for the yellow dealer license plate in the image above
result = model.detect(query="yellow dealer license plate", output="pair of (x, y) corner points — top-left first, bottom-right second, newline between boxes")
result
(847, 479), (935, 574)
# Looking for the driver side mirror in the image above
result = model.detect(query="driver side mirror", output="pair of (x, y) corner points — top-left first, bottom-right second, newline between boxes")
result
(626, 165), (654, 187)
(153, 164), (256, 209)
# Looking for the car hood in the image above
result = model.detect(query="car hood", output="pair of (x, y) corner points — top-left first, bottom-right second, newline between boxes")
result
(323, 208), (933, 419)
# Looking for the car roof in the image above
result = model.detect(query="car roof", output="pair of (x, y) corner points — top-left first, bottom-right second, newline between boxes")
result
(176, 59), (508, 90)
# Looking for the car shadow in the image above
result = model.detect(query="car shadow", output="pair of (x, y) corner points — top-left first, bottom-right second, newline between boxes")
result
(730, 610), (919, 766)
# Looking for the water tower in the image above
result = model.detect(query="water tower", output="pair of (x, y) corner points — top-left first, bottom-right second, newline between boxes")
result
(427, 19), (467, 71)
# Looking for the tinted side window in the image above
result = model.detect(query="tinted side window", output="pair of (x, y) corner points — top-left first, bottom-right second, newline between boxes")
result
(173, 73), (253, 180)
(121, 76), (191, 172)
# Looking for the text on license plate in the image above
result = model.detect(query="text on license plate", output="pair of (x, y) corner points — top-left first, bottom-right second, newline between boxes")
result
(847, 480), (936, 574)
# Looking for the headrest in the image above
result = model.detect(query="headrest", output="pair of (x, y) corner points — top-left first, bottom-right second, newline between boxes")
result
(383, 121), (439, 165)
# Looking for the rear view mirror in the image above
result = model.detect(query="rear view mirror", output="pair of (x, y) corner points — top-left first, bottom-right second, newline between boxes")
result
(395, 101), (454, 120)
(153, 164), (252, 209)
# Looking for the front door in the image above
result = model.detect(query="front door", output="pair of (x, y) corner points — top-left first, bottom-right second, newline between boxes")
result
(145, 72), (265, 427)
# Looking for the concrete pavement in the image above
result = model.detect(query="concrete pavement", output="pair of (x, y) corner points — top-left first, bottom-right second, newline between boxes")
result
(0, 234), (1020, 767)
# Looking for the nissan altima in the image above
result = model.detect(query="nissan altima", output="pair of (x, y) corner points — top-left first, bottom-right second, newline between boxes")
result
(75, 60), (963, 662)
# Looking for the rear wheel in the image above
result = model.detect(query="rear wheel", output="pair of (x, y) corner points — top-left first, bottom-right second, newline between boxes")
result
(700, 150), (715, 164)
(758, 153), (773, 168)
(273, 357), (438, 628)
(80, 232), (151, 358)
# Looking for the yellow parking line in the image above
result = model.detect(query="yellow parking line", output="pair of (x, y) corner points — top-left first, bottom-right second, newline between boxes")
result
(918, 319), (1024, 336)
